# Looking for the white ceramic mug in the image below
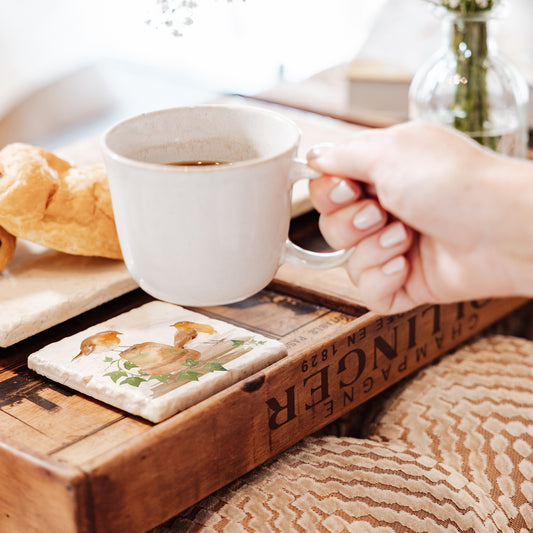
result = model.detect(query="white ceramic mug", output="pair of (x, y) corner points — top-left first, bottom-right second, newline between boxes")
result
(101, 104), (351, 306)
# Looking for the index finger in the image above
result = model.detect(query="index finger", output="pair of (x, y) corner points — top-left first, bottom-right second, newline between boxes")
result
(306, 128), (386, 185)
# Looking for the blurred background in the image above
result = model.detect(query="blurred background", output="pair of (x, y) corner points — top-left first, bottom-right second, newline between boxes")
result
(0, 0), (531, 149)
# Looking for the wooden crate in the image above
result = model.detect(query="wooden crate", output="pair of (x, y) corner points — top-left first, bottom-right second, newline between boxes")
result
(0, 264), (527, 532)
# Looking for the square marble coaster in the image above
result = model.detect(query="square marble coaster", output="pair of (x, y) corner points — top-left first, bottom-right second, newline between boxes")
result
(28, 301), (287, 423)
(0, 239), (137, 347)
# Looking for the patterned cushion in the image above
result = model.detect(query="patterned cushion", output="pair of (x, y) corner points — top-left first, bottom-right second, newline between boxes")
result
(152, 335), (533, 532)
(366, 335), (533, 532)
(154, 437), (508, 532)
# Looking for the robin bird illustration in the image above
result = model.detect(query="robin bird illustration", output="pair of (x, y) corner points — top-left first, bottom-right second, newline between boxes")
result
(118, 322), (217, 375)
(172, 321), (217, 348)
(72, 330), (122, 361)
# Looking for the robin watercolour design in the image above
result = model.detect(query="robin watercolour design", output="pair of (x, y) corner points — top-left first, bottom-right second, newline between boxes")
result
(27, 302), (287, 422)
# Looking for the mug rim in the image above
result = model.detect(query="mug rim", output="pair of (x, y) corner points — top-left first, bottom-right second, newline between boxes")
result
(101, 103), (302, 173)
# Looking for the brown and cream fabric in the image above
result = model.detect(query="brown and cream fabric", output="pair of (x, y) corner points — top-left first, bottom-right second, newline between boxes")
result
(156, 436), (510, 532)
(153, 335), (533, 532)
(366, 335), (533, 532)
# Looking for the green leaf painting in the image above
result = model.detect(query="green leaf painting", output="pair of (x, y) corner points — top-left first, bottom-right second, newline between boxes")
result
(74, 322), (264, 390)
(104, 370), (127, 383)
(120, 376), (147, 387)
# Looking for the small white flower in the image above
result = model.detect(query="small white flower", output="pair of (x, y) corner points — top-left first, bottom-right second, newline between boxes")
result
(429, 0), (498, 10)
(147, 0), (241, 36)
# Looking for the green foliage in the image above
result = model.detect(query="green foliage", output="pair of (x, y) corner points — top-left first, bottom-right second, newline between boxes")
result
(427, 0), (498, 12)
(101, 336), (265, 388)
(103, 355), (228, 388)
(121, 376), (147, 387)
(104, 370), (127, 383)
(232, 338), (266, 347)
(183, 357), (200, 368)
(176, 371), (203, 382)
(203, 362), (227, 372)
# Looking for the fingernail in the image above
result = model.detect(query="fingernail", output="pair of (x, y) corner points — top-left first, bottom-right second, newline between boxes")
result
(306, 143), (334, 162)
(353, 204), (383, 230)
(382, 256), (406, 275)
(379, 223), (407, 248)
(329, 180), (356, 204)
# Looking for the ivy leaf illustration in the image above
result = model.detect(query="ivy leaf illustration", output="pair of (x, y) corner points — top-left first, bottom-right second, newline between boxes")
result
(203, 362), (227, 372)
(123, 361), (138, 371)
(149, 373), (174, 384)
(246, 339), (266, 346)
(177, 370), (203, 382)
(104, 370), (127, 383)
(231, 340), (245, 346)
(120, 376), (147, 387)
(104, 356), (114, 363)
(183, 357), (200, 368)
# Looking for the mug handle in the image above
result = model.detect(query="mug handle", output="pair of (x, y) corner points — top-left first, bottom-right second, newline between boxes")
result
(282, 159), (353, 269)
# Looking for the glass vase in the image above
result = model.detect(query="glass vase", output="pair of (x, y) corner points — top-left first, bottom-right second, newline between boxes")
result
(409, 8), (529, 157)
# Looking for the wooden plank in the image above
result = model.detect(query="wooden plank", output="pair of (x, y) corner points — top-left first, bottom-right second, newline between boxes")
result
(78, 296), (527, 532)
(52, 417), (152, 464)
(0, 410), (57, 456)
(272, 263), (365, 316)
(0, 370), (124, 452)
(0, 438), (90, 533)
(0, 283), (527, 532)
(0, 285), (527, 531)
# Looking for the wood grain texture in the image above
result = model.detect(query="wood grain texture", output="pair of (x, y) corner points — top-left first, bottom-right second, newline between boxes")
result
(0, 438), (90, 533)
(0, 280), (525, 531)
(82, 296), (527, 532)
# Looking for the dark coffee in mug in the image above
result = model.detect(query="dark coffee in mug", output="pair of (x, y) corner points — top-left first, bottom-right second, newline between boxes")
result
(164, 160), (228, 166)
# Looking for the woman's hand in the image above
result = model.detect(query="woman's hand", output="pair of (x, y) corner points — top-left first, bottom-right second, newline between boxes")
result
(307, 121), (533, 314)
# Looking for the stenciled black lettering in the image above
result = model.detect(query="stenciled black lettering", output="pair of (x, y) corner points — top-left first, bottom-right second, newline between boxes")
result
(468, 313), (479, 330)
(373, 327), (398, 370)
(470, 299), (492, 309)
(407, 315), (417, 348)
(422, 305), (441, 334)
(398, 356), (407, 373)
(416, 344), (428, 362)
(266, 386), (296, 430)
(434, 334), (444, 350)
(338, 348), (366, 388)
(343, 386), (354, 406)
(304, 367), (330, 410)
(451, 321), (462, 340)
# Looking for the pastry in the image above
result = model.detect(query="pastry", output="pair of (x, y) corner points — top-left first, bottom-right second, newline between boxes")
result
(0, 143), (122, 259)
(0, 225), (16, 271)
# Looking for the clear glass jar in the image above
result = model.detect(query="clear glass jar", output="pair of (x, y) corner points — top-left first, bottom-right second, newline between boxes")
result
(409, 9), (529, 157)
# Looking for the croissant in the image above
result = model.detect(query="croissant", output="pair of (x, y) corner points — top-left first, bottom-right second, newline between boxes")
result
(0, 225), (16, 271)
(0, 143), (122, 260)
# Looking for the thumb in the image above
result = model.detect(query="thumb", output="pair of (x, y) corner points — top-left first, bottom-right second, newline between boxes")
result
(306, 128), (386, 185)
